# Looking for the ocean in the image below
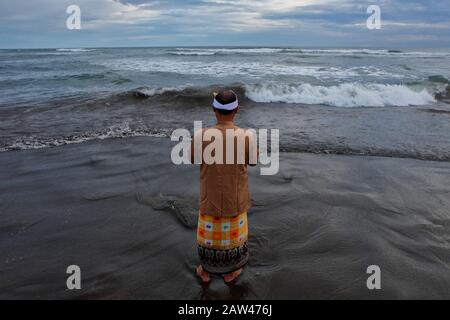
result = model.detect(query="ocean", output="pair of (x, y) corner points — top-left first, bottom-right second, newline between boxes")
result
(1, 47), (450, 299)
(1, 47), (450, 160)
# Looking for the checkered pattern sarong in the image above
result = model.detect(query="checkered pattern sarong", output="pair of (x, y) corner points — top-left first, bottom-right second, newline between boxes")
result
(197, 212), (248, 250)
(197, 212), (249, 274)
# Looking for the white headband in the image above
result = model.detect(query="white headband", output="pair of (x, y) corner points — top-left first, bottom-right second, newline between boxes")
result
(213, 96), (239, 110)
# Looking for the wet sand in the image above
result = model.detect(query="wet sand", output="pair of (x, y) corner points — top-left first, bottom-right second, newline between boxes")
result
(0, 137), (449, 299)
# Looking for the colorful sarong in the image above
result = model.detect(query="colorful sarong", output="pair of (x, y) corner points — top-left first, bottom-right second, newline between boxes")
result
(197, 212), (249, 274)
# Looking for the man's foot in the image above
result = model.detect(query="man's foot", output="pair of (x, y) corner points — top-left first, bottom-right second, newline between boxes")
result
(223, 268), (243, 283)
(196, 265), (211, 283)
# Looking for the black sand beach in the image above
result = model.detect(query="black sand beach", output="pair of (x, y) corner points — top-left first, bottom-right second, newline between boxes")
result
(1, 137), (449, 299)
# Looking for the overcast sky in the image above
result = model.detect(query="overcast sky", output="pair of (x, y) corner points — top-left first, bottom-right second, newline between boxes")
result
(0, 0), (449, 48)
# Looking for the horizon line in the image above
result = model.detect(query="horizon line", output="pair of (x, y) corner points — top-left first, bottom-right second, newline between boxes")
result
(1, 45), (450, 50)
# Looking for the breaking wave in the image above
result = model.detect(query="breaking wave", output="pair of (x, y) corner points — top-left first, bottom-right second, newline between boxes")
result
(167, 48), (449, 58)
(127, 85), (193, 98)
(0, 122), (169, 152)
(56, 48), (95, 53)
(244, 83), (437, 107)
(121, 82), (440, 108)
(288, 49), (449, 57)
(169, 48), (285, 56)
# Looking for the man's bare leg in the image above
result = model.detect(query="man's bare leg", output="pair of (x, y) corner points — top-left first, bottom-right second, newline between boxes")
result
(196, 265), (211, 283)
(223, 268), (243, 283)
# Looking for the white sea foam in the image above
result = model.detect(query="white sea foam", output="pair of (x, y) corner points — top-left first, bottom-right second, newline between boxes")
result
(168, 48), (449, 58)
(245, 83), (436, 107)
(133, 85), (191, 96)
(170, 48), (285, 55)
(170, 50), (216, 56)
(1, 122), (169, 152)
(98, 58), (405, 80)
(56, 48), (95, 52)
(287, 49), (449, 57)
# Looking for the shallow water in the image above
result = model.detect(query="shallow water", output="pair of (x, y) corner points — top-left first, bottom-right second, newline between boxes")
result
(0, 137), (448, 299)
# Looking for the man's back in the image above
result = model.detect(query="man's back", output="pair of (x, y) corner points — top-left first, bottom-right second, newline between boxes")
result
(193, 121), (254, 217)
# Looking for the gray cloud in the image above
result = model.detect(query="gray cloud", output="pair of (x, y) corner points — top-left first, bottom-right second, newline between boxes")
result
(0, 0), (448, 48)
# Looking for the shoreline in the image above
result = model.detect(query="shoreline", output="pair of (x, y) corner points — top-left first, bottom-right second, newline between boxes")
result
(3, 133), (450, 163)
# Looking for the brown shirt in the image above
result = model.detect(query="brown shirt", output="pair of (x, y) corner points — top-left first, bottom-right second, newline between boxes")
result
(191, 121), (257, 217)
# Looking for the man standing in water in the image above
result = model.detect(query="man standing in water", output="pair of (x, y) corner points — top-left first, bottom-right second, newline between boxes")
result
(191, 90), (257, 283)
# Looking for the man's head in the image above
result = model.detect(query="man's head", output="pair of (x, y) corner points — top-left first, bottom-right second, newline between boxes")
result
(212, 90), (239, 121)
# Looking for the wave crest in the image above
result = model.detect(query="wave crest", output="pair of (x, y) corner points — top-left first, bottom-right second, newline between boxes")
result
(170, 48), (285, 56)
(119, 82), (439, 108)
(244, 83), (436, 107)
(56, 48), (95, 53)
(166, 48), (449, 58)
